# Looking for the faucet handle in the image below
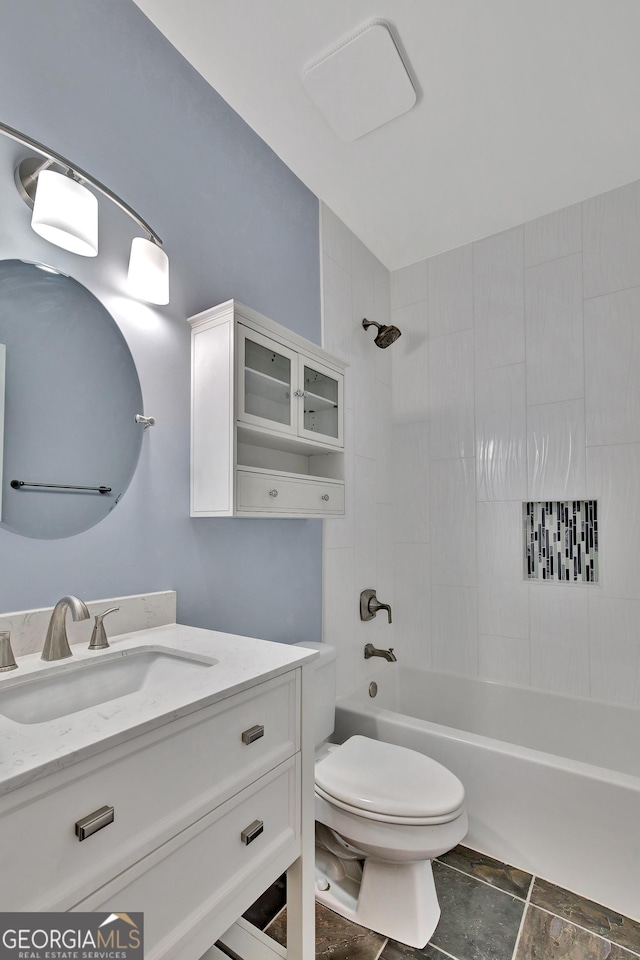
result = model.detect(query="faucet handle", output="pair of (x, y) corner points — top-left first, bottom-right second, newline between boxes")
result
(88, 607), (120, 650)
(360, 588), (392, 624)
(0, 631), (17, 672)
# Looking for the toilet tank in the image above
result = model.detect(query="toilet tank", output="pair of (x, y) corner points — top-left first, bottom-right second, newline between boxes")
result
(294, 642), (337, 747)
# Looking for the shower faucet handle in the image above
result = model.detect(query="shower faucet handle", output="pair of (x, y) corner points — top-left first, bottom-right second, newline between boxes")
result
(360, 588), (393, 624)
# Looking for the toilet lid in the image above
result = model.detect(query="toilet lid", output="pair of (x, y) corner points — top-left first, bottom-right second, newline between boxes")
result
(315, 735), (465, 820)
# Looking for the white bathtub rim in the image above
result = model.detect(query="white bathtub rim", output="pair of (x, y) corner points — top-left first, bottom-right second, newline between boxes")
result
(335, 695), (640, 794)
(350, 663), (640, 716)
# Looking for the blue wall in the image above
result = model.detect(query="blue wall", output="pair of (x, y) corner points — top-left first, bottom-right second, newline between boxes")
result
(0, 0), (323, 643)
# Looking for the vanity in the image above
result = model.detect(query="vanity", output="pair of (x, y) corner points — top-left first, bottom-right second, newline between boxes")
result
(0, 621), (317, 960)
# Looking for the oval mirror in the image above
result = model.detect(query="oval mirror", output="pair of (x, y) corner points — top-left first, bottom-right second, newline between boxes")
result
(0, 259), (143, 539)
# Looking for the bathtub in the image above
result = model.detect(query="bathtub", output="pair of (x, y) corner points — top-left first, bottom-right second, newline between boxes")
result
(333, 667), (640, 922)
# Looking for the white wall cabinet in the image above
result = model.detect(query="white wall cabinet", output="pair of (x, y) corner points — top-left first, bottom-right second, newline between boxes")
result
(189, 300), (346, 518)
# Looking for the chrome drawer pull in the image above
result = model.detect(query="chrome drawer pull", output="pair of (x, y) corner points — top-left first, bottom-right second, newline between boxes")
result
(269, 489), (278, 498)
(321, 494), (330, 501)
(241, 819), (264, 846)
(241, 724), (265, 745)
(75, 805), (114, 842)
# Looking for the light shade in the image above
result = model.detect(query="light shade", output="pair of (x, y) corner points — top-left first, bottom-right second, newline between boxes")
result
(127, 237), (169, 305)
(31, 169), (98, 257)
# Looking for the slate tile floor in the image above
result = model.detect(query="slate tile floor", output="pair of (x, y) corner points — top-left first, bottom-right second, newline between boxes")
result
(243, 845), (640, 960)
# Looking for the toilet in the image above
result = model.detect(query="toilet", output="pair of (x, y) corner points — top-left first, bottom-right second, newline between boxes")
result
(296, 642), (468, 948)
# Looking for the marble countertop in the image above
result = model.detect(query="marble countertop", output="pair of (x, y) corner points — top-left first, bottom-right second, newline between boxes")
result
(0, 623), (318, 797)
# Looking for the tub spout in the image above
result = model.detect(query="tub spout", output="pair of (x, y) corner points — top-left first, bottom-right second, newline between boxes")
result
(364, 643), (397, 662)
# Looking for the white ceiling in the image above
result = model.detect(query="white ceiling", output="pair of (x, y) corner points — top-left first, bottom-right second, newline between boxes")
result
(133, 0), (640, 270)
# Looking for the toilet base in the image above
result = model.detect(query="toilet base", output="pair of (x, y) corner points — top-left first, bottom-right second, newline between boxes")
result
(315, 848), (440, 948)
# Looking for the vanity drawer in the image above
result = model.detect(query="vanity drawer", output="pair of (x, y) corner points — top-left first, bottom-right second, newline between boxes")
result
(73, 756), (300, 960)
(237, 470), (344, 515)
(0, 670), (299, 911)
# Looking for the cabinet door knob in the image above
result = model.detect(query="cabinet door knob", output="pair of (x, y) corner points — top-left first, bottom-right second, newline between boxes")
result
(242, 724), (265, 744)
(294, 389), (305, 398)
(75, 805), (114, 841)
(321, 494), (330, 501)
(241, 819), (264, 845)
(269, 489), (278, 498)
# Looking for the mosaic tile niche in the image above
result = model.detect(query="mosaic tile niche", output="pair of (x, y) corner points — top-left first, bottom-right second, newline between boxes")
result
(524, 501), (599, 583)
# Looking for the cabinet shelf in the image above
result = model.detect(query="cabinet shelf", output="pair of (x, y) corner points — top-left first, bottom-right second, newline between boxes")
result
(304, 390), (338, 411)
(245, 365), (290, 395)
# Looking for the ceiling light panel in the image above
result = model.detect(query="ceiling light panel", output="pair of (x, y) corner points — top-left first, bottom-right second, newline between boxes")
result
(302, 19), (416, 141)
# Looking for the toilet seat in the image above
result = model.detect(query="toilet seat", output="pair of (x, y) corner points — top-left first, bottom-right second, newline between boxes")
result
(315, 735), (465, 825)
(315, 784), (464, 825)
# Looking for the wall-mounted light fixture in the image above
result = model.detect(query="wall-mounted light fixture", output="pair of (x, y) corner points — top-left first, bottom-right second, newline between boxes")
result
(1, 121), (169, 305)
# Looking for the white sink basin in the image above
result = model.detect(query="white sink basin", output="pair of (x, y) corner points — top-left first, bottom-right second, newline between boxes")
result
(0, 647), (217, 724)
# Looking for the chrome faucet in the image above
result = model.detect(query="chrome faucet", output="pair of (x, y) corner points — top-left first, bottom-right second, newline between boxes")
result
(364, 643), (397, 662)
(42, 595), (90, 661)
(360, 588), (393, 624)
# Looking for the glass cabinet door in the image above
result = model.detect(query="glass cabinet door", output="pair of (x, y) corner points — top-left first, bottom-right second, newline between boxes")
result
(237, 326), (297, 435)
(297, 356), (344, 447)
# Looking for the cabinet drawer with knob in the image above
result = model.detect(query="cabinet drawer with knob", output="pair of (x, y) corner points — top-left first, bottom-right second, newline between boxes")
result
(0, 671), (298, 912)
(73, 756), (300, 960)
(237, 470), (345, 516)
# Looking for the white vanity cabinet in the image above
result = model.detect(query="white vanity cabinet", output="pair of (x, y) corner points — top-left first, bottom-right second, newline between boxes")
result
(0, 646), (316, 960)
(189, 299), (346, 518)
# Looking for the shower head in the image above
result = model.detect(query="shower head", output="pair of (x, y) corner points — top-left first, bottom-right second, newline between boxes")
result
(362, 318), (402, 348)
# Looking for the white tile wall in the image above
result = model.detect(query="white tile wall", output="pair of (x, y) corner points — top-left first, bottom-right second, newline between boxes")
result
(392, 422), (430, 544)
(322, 204), (353, 272)
(431, 458), (476, 587)
(428, 244), (473, 338)
(524, 203), (582, 268)
(584, 286), (640, 446)
(525, 253), (584, 406)
(588, 595), (640, 706)
(351, 235), (376, 324)
(478, 634), (530, 686)
(477, 501), (529, 641)
(393, 542), (431, 670)
(324, 171), (640, 709)
(429, 330), (475, 460)
(527, 399), (587, 501)
(432, 585), (478, 676)
(473, 227), (525, 372)
(475, 363), (527, 501)
(583, 180), (640, 299)
(391, 260), (428, 309)
(529, 585), (590, 697)
(586, 442), (640, 601)
(321, 204), (394, 694)
(390, 301), (429, 424)
(322, 256), (352, 350)
(322, 546), (357, 697)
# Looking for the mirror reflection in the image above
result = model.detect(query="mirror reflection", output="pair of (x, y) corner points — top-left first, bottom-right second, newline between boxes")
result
(0, 259), (143, 539)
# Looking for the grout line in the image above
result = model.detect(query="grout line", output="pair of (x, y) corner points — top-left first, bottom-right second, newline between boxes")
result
(372, 939), (389, 960)
(425, 944), (459, 960)
(509, 873), (536, 959)
(436, 859), (528, 903)
(529, 903), (640, 959)
(525, 248), (582, 272)
(583, 280), (640, 303)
